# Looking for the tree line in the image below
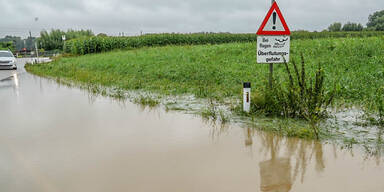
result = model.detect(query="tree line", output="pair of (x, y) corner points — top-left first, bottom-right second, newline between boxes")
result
(0, 36), (36, 52)
(328, 10), (384, 32)
(0, 29), (94, 52)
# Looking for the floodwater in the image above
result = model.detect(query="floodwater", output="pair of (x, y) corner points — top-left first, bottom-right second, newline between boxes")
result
(0, 59), (383, 192)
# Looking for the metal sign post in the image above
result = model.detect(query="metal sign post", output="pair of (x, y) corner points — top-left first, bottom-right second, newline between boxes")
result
(270, 0), (275, 89)
(257, 1), (291, 88)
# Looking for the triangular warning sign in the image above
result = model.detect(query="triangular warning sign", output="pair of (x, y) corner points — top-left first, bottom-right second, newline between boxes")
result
(257, 2), (290, 35)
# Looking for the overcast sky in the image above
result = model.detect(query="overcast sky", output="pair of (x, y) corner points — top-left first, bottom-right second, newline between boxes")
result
(1, 0), (383, 38)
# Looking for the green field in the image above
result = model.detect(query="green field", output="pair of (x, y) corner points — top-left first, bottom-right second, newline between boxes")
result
(27, 36), (384, 139)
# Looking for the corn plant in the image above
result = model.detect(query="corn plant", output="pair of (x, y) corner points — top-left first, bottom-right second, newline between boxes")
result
(63, 31), (384, 55)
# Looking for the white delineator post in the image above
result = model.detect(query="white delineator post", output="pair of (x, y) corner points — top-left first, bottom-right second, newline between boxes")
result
(243, 82), (251, 113)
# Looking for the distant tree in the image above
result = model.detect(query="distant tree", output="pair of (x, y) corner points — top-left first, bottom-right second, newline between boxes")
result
(25, 36), (37, 50)
(38, 29), (65, 51)
(341, 22), (363, 31)
(37, 29), (94, 51)
(328, 22), (342, 32)
(0, 36), (25, 51)
(97, 33), (108, 37)
(0, 41), (13, 51)
(367, 10), (384, 31)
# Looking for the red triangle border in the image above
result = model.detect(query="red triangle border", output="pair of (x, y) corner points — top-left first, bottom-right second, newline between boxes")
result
(257, 2), (291, 35)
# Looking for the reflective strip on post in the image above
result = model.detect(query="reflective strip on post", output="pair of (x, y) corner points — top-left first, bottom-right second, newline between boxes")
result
(243, 82), (251, 113)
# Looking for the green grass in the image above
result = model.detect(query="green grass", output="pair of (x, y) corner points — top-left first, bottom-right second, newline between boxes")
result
(26, 36), (384, 140)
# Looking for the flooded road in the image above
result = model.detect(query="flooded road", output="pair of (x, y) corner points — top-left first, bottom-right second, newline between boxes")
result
(0, 59), (383, 192)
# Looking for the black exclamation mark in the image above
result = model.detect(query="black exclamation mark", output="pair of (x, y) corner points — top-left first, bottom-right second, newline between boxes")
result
(272, 12), (277, 30)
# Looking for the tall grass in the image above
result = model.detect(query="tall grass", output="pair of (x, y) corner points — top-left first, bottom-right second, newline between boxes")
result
(252, 55), (335, 138)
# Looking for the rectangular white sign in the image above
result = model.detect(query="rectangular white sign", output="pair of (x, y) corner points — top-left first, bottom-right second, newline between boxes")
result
(257, 35), (290, 63)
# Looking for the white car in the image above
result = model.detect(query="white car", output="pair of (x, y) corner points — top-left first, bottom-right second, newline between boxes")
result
(0, 50), (17, 70)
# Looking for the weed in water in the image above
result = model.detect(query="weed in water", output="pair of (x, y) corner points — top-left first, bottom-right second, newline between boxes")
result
(201, 102), (217, 121)
(251, 54), (335, 139)
(133, 95), (160, 108)
(111, 89), (126, 100)
(218, 109), (230, 124)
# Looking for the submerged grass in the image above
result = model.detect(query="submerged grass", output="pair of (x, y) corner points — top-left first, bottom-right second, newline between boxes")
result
(133, 95), (160, 108)
(26, 36), (384, 140)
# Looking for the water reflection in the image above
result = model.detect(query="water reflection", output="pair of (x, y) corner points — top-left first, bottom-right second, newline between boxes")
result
(260, 158), (292, 192)
(243, 128), (326, 192)
(13, 73), (19, 87)
(258, 132), (293, 192)
(0, 73), (20, 98)
(245, 127), (253, 146)
(12, 73), (20, 98)
(207, 121), (231, 140)
(365, 127), (384, 166)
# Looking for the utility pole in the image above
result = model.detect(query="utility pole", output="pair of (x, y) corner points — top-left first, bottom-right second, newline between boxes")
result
(23, 40), (26, 57)
(33, 17), (39, 61)
(35, 42), (39, 63)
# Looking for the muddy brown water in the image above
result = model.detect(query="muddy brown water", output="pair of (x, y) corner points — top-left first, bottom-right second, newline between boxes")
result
(0, 59), (383, 192)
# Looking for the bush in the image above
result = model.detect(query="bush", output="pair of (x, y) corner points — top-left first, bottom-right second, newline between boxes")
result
(252, 55), (335, 138)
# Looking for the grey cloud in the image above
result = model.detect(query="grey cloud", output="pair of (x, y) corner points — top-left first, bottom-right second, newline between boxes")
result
(1, 0), (383, 37)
